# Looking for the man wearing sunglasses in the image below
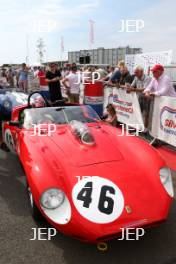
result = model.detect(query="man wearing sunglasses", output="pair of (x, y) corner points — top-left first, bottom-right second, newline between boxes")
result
(46, 63), (63, 103)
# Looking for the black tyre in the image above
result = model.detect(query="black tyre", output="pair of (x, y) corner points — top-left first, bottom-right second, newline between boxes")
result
(26, 183), (44, 222)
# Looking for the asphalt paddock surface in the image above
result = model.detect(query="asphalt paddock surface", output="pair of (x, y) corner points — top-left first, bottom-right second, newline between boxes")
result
(0, 150), (176, 264)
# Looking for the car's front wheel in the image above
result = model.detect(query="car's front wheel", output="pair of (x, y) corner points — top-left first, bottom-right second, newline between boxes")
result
(26, 183), (44, 222)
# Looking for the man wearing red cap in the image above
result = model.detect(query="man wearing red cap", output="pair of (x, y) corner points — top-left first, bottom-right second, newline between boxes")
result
(144, 64), (176, 97)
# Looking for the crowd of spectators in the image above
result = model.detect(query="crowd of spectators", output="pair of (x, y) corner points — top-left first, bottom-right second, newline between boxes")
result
(100, 62), (176, 130)
(0, 61), (176, 131)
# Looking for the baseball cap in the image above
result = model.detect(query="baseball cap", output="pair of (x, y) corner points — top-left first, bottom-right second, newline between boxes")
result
(151, 64), (164, 72)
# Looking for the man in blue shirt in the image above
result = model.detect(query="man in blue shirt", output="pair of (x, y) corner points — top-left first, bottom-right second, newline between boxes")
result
(108, 61), (125, 86)
(109, 69), (121, 84)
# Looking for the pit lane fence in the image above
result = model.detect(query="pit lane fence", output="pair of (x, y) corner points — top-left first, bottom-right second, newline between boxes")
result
(103, 87), (176, 148)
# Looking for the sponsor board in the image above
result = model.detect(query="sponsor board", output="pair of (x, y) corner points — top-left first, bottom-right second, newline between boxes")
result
(104, 88), (144, 130)
(125, 50), (173, 74)
(151, 96), (176, 147)
(84, 96), (104, 105)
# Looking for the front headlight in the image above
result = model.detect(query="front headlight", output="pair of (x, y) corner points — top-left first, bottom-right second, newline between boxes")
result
(3, 100), (11, 109)
(40, 188), (65, 210)
(159, 167), (174, 197)
(40, 188), (71, 225)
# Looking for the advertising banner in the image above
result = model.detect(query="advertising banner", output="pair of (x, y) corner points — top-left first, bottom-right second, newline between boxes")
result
(125, 50), (173, 74)
(151, 96), (176, 147)
(104, 87), (144, 130)
(103, 86), (113, 111)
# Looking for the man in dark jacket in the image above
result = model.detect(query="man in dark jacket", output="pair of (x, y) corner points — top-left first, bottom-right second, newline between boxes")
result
(119, 66), (134, 87)
(45, 63), (62, 103)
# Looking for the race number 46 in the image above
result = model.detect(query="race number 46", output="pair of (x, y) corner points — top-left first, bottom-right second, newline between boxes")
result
(72, 177), (124, 224)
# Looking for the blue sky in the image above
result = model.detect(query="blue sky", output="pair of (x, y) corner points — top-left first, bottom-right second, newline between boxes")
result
(0, 0), (175, 64)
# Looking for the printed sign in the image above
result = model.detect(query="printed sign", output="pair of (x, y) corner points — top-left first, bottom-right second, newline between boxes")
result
(151, 96), (176, 147)
(111, 88), (144, 130)
(125, 50), (173, 74)
(84, 96), (104, 105)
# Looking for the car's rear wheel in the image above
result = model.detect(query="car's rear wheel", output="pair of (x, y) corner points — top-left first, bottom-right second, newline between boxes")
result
(26, 183), (44, 222)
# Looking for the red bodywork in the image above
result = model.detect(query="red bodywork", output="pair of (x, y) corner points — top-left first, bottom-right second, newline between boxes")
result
(2, 105), (173, 243)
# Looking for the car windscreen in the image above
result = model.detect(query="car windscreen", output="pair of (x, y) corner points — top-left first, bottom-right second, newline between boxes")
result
(64, 106), (100, 123)
(22, 106), (100, 129)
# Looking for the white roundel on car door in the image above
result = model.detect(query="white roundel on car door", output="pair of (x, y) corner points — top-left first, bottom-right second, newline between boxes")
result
(72, 176), (124, 224)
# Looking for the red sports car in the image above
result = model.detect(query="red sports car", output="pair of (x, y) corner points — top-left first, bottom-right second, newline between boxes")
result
(2, 92), (174, 244)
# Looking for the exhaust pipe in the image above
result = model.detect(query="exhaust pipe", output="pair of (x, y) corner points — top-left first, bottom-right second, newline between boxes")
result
(97, 242), (108, 252)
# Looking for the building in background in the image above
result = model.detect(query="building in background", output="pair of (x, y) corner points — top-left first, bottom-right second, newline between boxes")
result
(43, 61), (68, 67)
(68, 46), (142, 65)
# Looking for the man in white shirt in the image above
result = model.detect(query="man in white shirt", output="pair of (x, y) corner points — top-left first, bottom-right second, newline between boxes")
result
(129, 66), (151, 93)
(62, 66), (80, 103)
(144, 64), (176, 97)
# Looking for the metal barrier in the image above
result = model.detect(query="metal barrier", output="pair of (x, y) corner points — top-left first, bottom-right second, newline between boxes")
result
(104, 86), (144, 130)
(104, 86), (176, 147)
(150, 96), (176, 147)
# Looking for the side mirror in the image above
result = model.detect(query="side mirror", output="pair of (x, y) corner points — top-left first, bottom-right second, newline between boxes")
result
(9, 121), (20, 127)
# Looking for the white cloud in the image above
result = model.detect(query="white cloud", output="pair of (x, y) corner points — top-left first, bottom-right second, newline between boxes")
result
(0, 0), (101, 63)
(1, 0), (175, 64)
(30, 0), (101, 32)
(106, 0), (176, 53)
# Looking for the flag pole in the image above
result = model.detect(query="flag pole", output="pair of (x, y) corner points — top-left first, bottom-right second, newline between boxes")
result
(60, 36), (64, 68)
(89, 20), (95, 50)
(26, 34), (29, 65)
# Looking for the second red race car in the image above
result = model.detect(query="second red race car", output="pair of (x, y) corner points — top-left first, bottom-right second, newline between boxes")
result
(2, 92), (174, 244)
